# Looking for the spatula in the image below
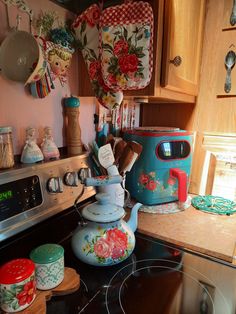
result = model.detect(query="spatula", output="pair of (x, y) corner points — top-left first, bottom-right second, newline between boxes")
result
(98, 143), (115, 170)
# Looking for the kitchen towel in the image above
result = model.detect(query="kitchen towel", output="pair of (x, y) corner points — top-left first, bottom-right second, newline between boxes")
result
(72, 4), (123, 110)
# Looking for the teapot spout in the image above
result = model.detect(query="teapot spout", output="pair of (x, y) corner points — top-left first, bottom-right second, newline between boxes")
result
(127, 203), (142, 233)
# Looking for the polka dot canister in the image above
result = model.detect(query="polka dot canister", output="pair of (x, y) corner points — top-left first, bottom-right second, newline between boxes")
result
(30, 244), (64, 290)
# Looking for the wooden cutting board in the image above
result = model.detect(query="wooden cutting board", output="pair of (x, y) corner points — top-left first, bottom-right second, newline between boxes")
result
(5, 267), (80, 314)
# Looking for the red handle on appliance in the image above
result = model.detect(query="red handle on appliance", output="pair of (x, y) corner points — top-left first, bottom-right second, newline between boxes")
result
(169, 168), (187, 202)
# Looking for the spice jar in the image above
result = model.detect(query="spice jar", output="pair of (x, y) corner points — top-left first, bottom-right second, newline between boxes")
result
(30, 243), (64, 290)
(0, 258), (36, 312)
(0, 126), (14, 169)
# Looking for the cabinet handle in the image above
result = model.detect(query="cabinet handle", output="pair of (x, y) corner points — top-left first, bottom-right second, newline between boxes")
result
(170, 56), (182, 66)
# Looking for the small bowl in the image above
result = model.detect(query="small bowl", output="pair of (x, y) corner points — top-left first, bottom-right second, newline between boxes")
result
(0, 258), (36, 313)
(30, 244), (64, 290)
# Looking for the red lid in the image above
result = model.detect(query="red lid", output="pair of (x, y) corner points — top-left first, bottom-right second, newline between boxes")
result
(0, 258), (35, 284)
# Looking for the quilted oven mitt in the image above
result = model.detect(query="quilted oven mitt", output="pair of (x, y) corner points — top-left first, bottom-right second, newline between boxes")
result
(72, 4), (123, 110)
(99, 1), (154, 91)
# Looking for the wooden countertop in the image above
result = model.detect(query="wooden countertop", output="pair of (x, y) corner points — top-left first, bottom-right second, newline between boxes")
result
(136, 203), (236, 264)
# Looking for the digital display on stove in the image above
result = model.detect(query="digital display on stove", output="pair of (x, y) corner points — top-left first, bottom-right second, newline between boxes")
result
(0, 175), (43, 222)
(0, 190), (13, 202)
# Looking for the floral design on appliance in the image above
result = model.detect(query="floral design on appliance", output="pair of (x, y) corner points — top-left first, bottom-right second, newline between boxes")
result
(82, 226), (132, 264)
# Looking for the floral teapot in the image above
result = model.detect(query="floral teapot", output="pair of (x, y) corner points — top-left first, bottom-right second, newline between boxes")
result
(71, 193), (142, 266)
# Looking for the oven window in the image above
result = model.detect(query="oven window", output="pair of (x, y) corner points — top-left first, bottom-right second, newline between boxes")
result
(157, 141), (191, 160)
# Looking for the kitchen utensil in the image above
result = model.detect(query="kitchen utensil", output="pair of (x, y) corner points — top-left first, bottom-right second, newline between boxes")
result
(71, 193), (142, 266)
(230, 0), (236, 26)
(0, 30), (46, 84)
(118, 141), (142, 175)
(124, 128), (193, 205)
(30, 244), (64, 290)
(0, 258), (36, 312)
(98, 143), (115, 170)
(224, 50), (236, 93)
(114, 139), (127, 164)
(18, 267), (80, 314)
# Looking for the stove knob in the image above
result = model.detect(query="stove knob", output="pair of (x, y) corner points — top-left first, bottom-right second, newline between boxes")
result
(64, 172), (79, 187)
(78, 168), (92, 184)
(47, 177), (63, 193)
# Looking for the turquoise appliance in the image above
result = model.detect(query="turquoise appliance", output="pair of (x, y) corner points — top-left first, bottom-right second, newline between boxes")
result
(124, 127), (193, 205)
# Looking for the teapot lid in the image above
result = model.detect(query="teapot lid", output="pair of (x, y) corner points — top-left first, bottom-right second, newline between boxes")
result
(82, 193), (125, 223)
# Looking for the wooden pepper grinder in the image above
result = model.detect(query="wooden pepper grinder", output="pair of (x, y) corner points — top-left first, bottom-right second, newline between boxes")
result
(64, 96), (83, 155)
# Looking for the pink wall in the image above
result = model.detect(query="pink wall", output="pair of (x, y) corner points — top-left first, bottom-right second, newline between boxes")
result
(0, 0), (96, 154)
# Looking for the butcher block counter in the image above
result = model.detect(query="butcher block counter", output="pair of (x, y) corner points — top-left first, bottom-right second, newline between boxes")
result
(136, 200), (236, 264)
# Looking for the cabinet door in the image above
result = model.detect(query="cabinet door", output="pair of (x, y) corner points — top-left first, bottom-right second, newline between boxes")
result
(161, 0), (205, 95)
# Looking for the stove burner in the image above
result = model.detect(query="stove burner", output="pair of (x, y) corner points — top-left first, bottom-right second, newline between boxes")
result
(104, 257), (230, 314)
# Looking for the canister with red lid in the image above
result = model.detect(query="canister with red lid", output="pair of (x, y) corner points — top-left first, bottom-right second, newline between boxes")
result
(0, 258), (36, 312)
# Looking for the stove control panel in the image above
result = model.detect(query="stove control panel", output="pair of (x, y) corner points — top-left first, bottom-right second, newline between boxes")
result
(0, 153), (96, 242)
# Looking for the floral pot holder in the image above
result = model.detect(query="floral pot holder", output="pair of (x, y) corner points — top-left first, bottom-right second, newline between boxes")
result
(72, 4), (123, 110)
(99, 1), (154, 91)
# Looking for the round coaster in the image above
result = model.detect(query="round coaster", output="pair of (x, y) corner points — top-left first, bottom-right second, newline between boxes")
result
(191, 195), (236, 215)
(127, 196), (192, 214)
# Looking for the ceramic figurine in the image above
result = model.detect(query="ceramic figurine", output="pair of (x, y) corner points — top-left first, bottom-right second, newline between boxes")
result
(21, 127), (44, 163)
(41, 126), (60, 161)
(46, 28), (75, 85)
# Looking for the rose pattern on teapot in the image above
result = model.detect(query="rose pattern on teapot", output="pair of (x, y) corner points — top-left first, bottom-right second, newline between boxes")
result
(82, 226), (133, 264)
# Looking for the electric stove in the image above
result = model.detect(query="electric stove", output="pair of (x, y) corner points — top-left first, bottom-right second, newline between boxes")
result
(1, 202), (236, 314)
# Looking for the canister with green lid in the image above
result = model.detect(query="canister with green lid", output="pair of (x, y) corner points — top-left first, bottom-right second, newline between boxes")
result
(0, 126), (14, 169)
(30, 243), (64, 290)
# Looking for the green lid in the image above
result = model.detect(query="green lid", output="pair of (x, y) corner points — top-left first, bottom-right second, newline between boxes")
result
(64, 96), (80, 108)
(0, 126), (12, 134)
(30, 244), (64, 264)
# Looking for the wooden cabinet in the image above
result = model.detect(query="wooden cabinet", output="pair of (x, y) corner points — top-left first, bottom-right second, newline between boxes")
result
(161, 0), (205, 96)
(77, 0), (205, 103)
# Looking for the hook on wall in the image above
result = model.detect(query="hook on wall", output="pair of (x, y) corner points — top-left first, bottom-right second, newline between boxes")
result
(229, 44), (236, 49)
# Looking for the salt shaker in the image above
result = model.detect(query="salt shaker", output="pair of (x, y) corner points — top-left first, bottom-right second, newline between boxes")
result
(64, 96), (83, 156)
(41, 127), (60, 161)
(0, 258), (36, 312)
(21, 127), (44, 163)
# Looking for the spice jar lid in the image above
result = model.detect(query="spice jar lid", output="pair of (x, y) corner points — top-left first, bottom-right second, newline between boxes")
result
(0, 258), (35, 284)
(0, 126), (12, 134)
(30, 244), (64, 264)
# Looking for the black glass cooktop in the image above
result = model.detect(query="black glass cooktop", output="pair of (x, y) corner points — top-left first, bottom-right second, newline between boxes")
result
(1, 202), (236, 314)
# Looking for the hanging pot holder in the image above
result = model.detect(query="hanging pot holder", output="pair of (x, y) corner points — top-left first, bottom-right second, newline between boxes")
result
(72, 4), (123, 110)
(99, 1), (153, 91)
